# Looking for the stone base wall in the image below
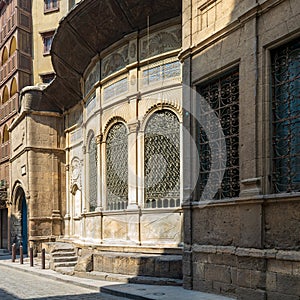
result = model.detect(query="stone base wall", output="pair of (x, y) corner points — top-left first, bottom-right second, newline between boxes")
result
(184, 246), (300, 299)
(183, 196), (300, 299)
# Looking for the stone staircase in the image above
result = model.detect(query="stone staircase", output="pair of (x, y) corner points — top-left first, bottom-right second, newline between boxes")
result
(43, 242), (78, 275)
(0, 248), (9, 256)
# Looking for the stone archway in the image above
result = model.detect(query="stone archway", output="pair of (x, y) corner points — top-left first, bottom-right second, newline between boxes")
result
(11, 186), (28, 254)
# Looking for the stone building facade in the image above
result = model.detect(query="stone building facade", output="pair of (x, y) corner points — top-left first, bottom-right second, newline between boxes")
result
(8, 0), (300, 298)
(0, 0), (32, 250)
(181, 0), (300, 298)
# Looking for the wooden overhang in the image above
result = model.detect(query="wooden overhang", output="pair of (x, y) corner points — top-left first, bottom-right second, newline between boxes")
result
(44, 0), (182, 112)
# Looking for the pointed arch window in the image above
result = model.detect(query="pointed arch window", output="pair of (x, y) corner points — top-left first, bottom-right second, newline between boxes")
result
(144, 110), (180, 208)
(106, 123), (128, 210)
(88, 133), (97, 212)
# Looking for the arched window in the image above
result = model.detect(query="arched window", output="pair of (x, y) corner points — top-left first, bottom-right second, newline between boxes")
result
(88, 133), (97, 212)
(106, 122), (128, 210)
(10, 78), (17, 97)
(144, 110), (180, 208)
(2, 86), (9, 103)
(3, 125), (9, 143)
(9, 37), (16, 56)
(1, 47), (8, 65)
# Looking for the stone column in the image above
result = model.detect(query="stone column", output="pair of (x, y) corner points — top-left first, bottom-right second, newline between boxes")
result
(64, 163), (70, 237)
(96, 134), (102, 211)
(127, 120), (140, 209)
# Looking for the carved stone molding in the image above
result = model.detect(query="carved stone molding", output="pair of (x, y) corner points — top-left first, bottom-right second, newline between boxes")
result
(128, 120), (140, 134)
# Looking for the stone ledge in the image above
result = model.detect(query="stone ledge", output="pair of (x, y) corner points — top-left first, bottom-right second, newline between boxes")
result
(190, 245), (300, 262)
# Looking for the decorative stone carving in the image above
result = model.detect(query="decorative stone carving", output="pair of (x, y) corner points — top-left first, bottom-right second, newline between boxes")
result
(71, 158), (81, 188)
(128, 120), (140, 134)
(84, 60), (100, 95)
(140, 25), (181, 60)
(102, 44), (129, 78)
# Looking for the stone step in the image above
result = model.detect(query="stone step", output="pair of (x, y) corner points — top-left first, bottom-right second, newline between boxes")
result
(75, 271), (182, 286)
(54, 261), (77, 268)
(53, 256), (78, 263)
(93, 252), (182, 279)
(52, 251), (76, 258)
(0, 249), (9, 255)
(55, 267), (75, 276)
(43, 242), (75, 253)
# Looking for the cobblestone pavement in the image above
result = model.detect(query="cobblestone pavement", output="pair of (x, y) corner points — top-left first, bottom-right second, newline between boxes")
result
(0, 265), (127, 300)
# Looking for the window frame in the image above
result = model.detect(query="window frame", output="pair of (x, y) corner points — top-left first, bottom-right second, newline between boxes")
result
(271, 38), (300, 194)
(44, 0), (59, 14)
(41, 31), (54, 55)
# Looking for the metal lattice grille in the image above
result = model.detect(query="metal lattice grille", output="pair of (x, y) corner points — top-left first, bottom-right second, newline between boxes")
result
(196, 70), (240, 200)
(144, 110), (180, 208)
(106, 123), (128, 210)
(272, 39), (300, 193)
(88, 135), (97, 211)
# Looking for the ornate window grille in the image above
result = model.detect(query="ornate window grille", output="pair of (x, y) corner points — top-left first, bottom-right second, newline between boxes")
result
(88, 134), (97, 211)
(272, 39), (300, 193)
(144, 110), (180, 208)
(106, 123), (128, 210)
(196, 70), (240, 200)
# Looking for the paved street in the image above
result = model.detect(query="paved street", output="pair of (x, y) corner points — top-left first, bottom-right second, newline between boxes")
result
(0, 264), (126, 300)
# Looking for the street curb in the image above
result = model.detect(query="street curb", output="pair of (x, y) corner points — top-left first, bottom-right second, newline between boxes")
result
(0, 260), (100, 291)
(101, 286), (151, 300)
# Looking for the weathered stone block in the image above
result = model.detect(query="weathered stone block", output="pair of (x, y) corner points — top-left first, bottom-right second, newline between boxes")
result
(267, 292), (299, 300)
(212, 281), (236, 297)
(237, 256), (266, 271)
(74, 254), (93, 272)
(205, 264), (231, 284)
(192, 262), (205, 280)
(236, 287), (266, 300)
(275, 273), (300, 295)
(208, 253), (237, 267)
(236, 269), (266, 289)
(268, 259), (293, 274)
(193, 279), (213, 292)
(266, 271), (277, 291)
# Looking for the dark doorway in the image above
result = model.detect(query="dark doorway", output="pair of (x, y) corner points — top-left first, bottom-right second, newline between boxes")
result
(21, 195), (28, 254)
(0, 208), (8, 249)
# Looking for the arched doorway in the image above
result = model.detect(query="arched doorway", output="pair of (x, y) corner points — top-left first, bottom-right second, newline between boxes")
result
(21, 194), (28, 254)
(12, 186), (28, 254)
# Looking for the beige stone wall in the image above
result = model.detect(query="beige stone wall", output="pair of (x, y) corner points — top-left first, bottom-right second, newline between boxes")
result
(182, 0), (300, 298)
(10, 88), (65, 251)
(64, 21), (183, 247)
(31, 0), (81, 84)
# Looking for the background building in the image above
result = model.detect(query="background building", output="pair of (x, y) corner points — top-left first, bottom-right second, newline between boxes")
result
(0, 0), (31, 250)
(0, 0), (80, 252)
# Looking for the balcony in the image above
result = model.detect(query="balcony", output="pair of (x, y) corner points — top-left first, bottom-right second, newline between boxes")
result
(0, 94), (18, 123)
(0, 141), (10, 161)
(0, 1), (31, 47)
(0, 51), (31, 84)
(0, 11), (16, 45)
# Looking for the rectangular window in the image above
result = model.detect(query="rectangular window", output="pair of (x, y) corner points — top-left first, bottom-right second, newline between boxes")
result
(68, 0), (76, 10)
(40, 73), (55, 84)
(196, 69), (240, 200)
(272, 39), (300, 193)
(44, 0), (59, 13)
(41, 32), (54, 55)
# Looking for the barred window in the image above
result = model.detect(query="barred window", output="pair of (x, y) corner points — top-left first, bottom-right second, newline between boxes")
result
(196, 70), (240, 200)
(272, 39), (300, 193)
(88, 134), (97, 212)
(144, 110), (180, 208)
(106, 123), (128, 210)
